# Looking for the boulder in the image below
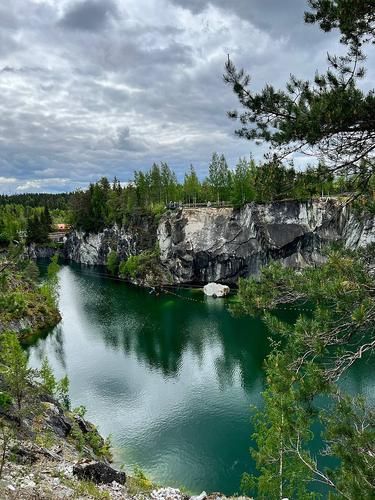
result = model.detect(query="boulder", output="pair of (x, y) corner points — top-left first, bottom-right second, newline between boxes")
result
(73, 460), (126, 485)
(203, 283), (230, 298)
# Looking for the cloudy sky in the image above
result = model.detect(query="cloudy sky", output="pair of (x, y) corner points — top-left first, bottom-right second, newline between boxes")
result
(0, 0), (370, 193)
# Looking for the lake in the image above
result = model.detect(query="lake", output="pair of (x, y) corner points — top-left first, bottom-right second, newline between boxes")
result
(27, 264), (374, 494)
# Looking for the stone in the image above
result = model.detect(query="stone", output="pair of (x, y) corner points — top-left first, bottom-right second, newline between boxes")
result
(10, 445), (38, 465)
(73, 460), (126, 485)
(203, 283), (230, 298)
(190, 491), (207, 500)
(74, 415), (91, 434)
(48, 414), (72, 438)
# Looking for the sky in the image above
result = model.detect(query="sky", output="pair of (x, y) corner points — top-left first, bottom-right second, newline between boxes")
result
(0, 0), (371, 193)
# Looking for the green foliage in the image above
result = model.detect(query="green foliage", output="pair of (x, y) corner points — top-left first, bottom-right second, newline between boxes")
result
(127, 466), (154, 495)
(0, 392), (12, 411)
(60, 476), (110, 500)
(0, 193), (72, 210)
(66, 158), (371, 233)
(106, 250), (119, 275)
(208, 152), (232, 202)
(304, 0), (375, 46)
(323, 395), (375, 499)
(0, 292), (27, 317)
(0, 332), (34, 413)
(39, 254), (60, 311)
(73, 405), (87, 418)
(238, 247), (375, 497)
(0, 247), (60, 337)
(242, 353), (320, 500)
(70, 420), (112, 460)
(119, 255), (140, 278)
(56, 375), (70, 410)
(39, 357), (70, 409)
(225, 0), (375, 185)
(40, 357), (57, 395)
(119, 248), (160, 280)
(26, 206), (54, 245)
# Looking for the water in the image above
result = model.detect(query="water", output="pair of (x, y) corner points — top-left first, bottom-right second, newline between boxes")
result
(27, 264), (374, 494)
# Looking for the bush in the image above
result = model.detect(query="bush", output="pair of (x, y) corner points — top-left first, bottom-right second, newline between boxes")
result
(119, 248), (160, 280)
(106, 250), (119, 275)
(0, 392), (12, 411)
(119, 255), (140, 278)
(0, 292), (27, 316)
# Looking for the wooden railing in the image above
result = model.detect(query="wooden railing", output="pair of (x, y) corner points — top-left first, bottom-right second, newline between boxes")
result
(168, 201), (234, 209)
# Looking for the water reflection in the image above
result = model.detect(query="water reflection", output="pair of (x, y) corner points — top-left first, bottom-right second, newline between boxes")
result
(27, 264), (374, 494)
(65, 265), (269, 388)
(27, 265), (269, 493)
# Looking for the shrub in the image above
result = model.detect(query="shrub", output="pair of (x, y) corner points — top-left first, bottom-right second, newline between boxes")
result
(106, 250), (119, 275)
(0, 392), (12, 411)
(119, 255), (140, 278)
(119, 247), (160, 280)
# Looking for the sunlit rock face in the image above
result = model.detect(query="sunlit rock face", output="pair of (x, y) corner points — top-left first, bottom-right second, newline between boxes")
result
(157, 200), (375, 284)
(64, 200), (375, 284)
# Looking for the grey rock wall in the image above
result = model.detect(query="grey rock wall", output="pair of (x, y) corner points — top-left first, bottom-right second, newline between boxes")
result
(64, 200), (375, 284)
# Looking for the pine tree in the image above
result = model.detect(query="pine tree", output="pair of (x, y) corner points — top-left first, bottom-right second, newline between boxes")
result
(224, 0), (375, 183)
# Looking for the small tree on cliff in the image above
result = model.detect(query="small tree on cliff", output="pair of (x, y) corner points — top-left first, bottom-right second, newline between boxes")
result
(0, 332), (34, 417)
(106, 250), (119, 275)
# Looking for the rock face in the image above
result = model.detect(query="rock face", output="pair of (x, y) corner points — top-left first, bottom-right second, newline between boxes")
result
(203, 283), (230, 297)
(63, 200), (375, 284)
(64, 214), (157, 266)
(73, 460), (126, 485)
(158, 200), (375, 283)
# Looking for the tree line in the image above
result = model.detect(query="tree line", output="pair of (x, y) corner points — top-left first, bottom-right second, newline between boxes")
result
(0, 205), (56, 245)
(0, 193), (72, 210)
(69, 153), (372, 232)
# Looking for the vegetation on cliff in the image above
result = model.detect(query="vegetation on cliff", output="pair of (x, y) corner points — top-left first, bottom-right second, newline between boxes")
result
(69, 162), (374, 233)
(0, 246), (61, 338)
(0, 328), (129, 498)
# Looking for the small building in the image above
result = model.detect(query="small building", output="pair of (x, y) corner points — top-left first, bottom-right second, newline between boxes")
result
(56, 223), (70, 232)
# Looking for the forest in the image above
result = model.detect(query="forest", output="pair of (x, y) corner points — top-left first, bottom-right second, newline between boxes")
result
(1, 153), (374, 239)
(68, 154), (374, 232)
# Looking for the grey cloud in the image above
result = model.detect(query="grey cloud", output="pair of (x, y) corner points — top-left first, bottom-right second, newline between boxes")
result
(170, 0), (333, 47)
(59, 0), (119, 32)
(114, 127), (149, 152)
(0, 0), (371, 193)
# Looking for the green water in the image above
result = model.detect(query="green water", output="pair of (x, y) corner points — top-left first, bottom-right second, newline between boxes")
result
(27, 264), (374, 494)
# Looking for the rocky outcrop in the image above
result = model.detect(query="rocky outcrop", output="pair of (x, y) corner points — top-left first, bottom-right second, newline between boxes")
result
(27, 244), (61, 260)
(73, 460), (126, 485)
(158, 200), (374, 283)
(64, 214), (157, 266)
(63, 200), (375, 284)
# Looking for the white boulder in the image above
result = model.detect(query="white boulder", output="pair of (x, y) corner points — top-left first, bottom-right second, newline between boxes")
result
(203, 282), (230, 297)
